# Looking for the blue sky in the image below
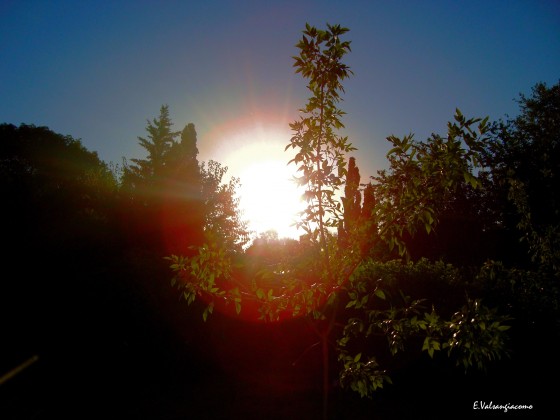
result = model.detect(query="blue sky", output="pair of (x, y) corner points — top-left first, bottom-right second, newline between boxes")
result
(2, 0), (559, 184)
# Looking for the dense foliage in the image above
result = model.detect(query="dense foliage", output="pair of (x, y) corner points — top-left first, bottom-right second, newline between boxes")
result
(1, 24), (558, 420)
(166, 25), (537, 418)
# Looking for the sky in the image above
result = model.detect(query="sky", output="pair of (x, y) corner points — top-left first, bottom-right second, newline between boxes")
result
(1, 0), (559, 238)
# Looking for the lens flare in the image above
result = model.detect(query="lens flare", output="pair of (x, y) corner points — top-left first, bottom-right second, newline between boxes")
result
(210, 123), (305, 240)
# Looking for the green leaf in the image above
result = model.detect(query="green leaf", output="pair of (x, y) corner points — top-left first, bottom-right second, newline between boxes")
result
(463, 171), (478, 188)
(423, 210), (434, 225)
(360, 295), (369, 306)
(326, 292), (337, 306)
(387, 146), (401, 156)
(202, 302), (215, 322)
(202, 307), (209, 322)
(374, 289), (386, 300)
(425, 222), (432, 234)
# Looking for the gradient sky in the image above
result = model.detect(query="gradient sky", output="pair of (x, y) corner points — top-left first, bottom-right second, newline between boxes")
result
(1, 0), (559, 236)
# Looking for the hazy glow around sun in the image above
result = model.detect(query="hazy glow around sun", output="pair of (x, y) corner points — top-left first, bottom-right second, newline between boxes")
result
(239, 158), (304, 240)
(213, 124), (306, 240)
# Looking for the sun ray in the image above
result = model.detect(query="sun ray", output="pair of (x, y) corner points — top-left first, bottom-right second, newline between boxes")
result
(208, 123), (305, 240)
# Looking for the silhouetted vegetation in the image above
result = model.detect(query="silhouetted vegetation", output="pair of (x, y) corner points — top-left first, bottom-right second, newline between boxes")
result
(1, 24), (558, 419)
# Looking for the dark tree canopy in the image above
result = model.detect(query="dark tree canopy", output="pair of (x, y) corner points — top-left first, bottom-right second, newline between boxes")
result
(0, 122), (117, 245)
(121, 106), (205, 255)
(485, 81), (560, 270)
(2, 25), (558, 419)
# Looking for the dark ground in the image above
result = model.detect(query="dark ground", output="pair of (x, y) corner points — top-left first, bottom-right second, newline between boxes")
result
(1, 250), (556, 420)
(2, 302), (556, 420)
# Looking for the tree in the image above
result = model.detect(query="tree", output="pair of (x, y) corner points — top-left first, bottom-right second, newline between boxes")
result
(168, 24), (511, 418)
(485, 81), (560, 271)
(122, 104), (179, 196)
(469, 82), (560, 326)
(288, 24), (355, 260)
(169, 26), (357, 417)
(338, 157), (362, 248)
(121, 106), (204, 254)
(368, 109), (490, 259)
(0, 123), (117, 243)
(160, 122), (205, 255)
(0, 123), (121, 388)
(279, 24), (359, 416)
(199, 160), (249, 254)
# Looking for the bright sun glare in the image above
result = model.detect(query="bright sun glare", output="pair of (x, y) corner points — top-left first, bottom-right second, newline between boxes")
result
(215, 125), (305, 240)
(239, 158), (304, 240)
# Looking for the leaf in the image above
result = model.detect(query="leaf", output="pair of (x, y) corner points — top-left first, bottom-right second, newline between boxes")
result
(425, 222), (432, 234)
(422, 336), (430, 351)
(387, 146), (401, 156)
(326, 292), (337, 306)
(374, 289), (386, 300)
(423, 210), (434, 225)
(202, 302), (215, 322)
(463, 171), (478, 188)
(354, 353), (362, 362)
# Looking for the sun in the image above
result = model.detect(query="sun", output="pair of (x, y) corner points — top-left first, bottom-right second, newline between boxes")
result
(213, 125), (305, 240)
(237, 157), (304, 240)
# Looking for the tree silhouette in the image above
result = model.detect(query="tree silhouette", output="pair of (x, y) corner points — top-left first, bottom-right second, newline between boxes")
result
(168, 24), (513, 419)
(121, 106), (204, 255)
(0, 123), (122, 397)
(161, 122), (205, 256)
(123, 104), (179, 194)
(486, 81), (560, 270)
(338, 157), (362, 248)
(199, 159), (249, 254)
(369, 109), (489, 258)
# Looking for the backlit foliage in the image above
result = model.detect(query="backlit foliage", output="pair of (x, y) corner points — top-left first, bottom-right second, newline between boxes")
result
(167, 24), (512, 405)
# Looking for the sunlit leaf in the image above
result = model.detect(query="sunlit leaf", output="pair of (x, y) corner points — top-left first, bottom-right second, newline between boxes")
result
(374, 289), (386, 300)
